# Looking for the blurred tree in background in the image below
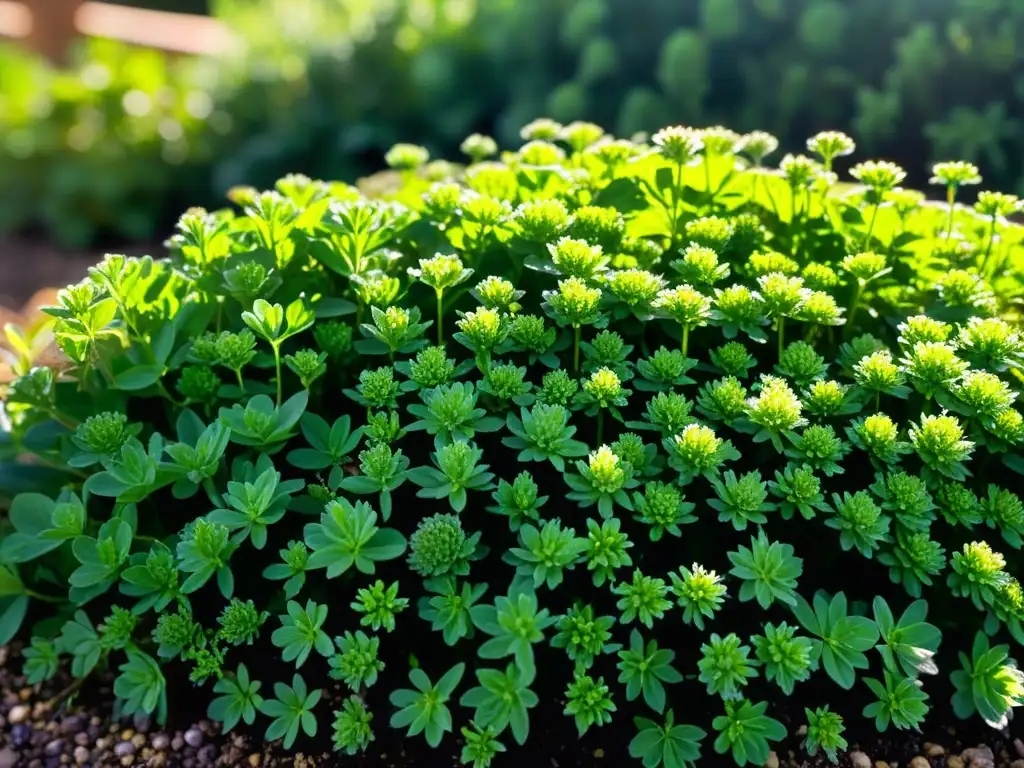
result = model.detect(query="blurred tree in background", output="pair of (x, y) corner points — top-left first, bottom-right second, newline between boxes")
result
(3, 0), (1024, 246)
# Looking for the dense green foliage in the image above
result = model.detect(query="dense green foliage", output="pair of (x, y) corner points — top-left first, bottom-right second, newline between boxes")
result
(2, 120), (1024, 764)
(5, 0), (1024, 246)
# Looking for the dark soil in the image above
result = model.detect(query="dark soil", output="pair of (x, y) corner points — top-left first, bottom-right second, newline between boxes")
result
(0, 237), (155, 311)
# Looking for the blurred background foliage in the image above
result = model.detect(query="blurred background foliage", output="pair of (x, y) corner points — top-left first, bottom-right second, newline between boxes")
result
(3, 0), (1024, 247)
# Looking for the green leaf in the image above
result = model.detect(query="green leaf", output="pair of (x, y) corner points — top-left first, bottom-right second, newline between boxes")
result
(0, 565), (26, 597)
(114, 365), (163, 391)
(0, 596), (29, 645)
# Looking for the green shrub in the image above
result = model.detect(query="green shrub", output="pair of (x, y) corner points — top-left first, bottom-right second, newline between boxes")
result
(0, 39), (231, 247)
(209, 0), (1024, 198)
(8, 0), (1024, 247)
(2, 122), (1024, 765)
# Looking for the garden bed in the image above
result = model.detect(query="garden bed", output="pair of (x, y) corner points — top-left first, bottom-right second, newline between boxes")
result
(0, 637), (1021, 768)
(2, 123), (1024, 768)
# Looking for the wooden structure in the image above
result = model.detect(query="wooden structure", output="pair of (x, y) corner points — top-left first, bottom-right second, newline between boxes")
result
(0, 0), (233, 62)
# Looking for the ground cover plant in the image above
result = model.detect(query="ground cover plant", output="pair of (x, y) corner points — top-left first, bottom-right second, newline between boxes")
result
(1, 120), (1024, 766)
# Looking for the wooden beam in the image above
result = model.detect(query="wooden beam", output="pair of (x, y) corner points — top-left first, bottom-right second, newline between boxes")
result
(76, 2), (235, 55)
(0, 0), (234, 61)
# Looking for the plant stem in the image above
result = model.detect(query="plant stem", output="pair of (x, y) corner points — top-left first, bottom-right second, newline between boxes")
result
(45, 407), (78, 430)
(682, 325), (690, 358)
(436, 290), (444, 346)
(945, 186), (956, 239)
(981, 215), (997, 275)
(44, 675), (88, 712)
(26, 589), (62, 604)
(235, 368), (246, 394)
(573, 326), (582, 373)
(704, 157), (713, 211)
(763, 177), (780, 220)
(845, 282), (863, 340)
(156, 381), (181, 406)
(875, 391), (881, 412)
(596, 409), (605, 446)
(667, 162), (683, 250)
(864, 203), (880, 248)
(273, 342), (283, 407)
(28, 455), (88, 480)
(203, 477), (225, 507)
(777, 317), (785, 362)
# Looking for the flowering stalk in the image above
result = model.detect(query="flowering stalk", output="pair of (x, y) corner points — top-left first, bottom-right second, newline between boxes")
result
(273, 344), (283, 406)
(669, 163), (685, 249)
(981, 216), (998, 276)
(436, 291), (444, 346)
(930, 161), (981, 243)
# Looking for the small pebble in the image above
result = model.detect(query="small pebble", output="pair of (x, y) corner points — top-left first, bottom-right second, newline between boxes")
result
(962, 745), (996, 768)
(909, 757), (930, 768)
(73, 746), (89, 766)
(114, 741), (135, 758)
(44, 739), (65, 758)
(0, 748), (16, 768)
(184, 728), (204, 748)
(925, 743), (946, 757)
(151, 734), (170, 751)
(8, 704), (30, 724)
(12, 724), (32, 747)
(74, 733), (89, 747)
(171, 736), (184, 752)
(1016, 739), (1024, 759)
(765, 751), (779, 768)
(132, 713), (151, 733)
(850, 752), (872, 768)
(248, 755), (261, 768)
